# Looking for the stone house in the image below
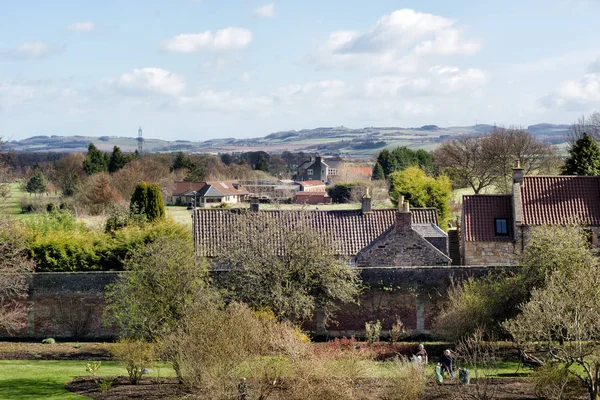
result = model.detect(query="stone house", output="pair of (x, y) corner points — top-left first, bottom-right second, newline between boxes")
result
(295, 156), (344, 182)
(194, 196), (450, 266)
(462, 165), (600, 265)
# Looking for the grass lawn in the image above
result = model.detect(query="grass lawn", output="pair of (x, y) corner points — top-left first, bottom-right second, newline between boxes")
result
(0, 360), (175, 400)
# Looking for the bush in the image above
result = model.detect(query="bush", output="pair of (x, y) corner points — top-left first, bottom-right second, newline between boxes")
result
(365, 320), (382, 344)
(42, 338), (55, 344)
(379, 359), (427, 400)
(111, 339), (156, 385)
(533, 364), (584, 400)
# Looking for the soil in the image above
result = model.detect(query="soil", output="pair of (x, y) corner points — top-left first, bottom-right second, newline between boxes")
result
(0, 341), (113, 360)
(66, 377), (549, 400)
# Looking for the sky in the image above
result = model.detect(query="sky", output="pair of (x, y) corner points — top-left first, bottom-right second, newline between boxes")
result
(1, 0), (600, 141)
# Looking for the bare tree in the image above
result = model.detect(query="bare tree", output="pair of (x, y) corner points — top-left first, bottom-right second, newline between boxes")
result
(0, 216), (35, 334)
(435, 128), (557, 194)
(567, 111), (600, 146)
(504, 263), (600, 400)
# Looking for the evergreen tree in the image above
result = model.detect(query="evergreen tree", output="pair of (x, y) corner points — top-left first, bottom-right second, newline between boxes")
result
(83, 143), (108, 175)
(130, 182), (165, 222)
(26, 171), (47, 196)
(108, 146), (128, 173)
(562, 133), (600, 175)
(255, 153), (269, 172)
(372, 163), (385, 180)
(172, 152), (192, 170)
(376, 149), (398, 177)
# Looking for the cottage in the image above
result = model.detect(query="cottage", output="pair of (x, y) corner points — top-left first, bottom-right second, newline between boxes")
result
(194, 196), (450, 266)
(170, 181), (249, 207)
(462, 164), (600, 265)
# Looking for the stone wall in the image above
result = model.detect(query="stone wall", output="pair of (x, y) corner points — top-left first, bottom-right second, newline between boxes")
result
(2, 267), (507, 340)
(462, 241), (516, 266)
(355, 229), (451, 267)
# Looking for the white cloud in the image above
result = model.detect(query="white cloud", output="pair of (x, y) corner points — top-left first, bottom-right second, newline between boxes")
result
(542, 58), (600, 109)
(107, 68), (186, 96)
(180, 90), (271, 113)
(1, 41), (64, 60)
(0, 80), (88, 115)
(161, 28), (252, 53)
(240, 72), (251, 82)
(68, 22), (96, 32)
(316, 9), (480, 72)
(253, 3), (275, 18)
(365, 66), (488, 98)
(272, 80), (351, 106)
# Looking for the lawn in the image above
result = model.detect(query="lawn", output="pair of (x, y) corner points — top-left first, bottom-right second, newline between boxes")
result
(0, 360), (175, 400)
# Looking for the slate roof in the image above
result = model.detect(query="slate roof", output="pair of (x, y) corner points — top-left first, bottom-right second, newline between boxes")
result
(194, 208), (439, 257)
(463, 195), (513, 242)
(521, 176), (600, 225)
(197, 181), (250, 198)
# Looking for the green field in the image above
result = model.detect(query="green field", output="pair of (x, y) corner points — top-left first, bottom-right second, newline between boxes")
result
(0, 360), (175, 400)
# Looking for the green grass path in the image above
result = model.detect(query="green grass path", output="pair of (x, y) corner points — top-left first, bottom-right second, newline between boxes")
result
(0, 360), (174, 400)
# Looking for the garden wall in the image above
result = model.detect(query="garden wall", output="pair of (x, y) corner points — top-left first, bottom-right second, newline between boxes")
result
(2, 266), (509, 340)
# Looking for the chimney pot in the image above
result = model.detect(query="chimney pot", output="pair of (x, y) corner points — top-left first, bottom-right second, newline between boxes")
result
(395, 198), (412, 232)
(512, 160), (524, 184)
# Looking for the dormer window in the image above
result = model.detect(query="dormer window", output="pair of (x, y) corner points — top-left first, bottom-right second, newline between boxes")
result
(495, 218), (508, 236)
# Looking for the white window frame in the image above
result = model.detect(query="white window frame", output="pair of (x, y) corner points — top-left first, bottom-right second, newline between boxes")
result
(307, 169), (313, 176)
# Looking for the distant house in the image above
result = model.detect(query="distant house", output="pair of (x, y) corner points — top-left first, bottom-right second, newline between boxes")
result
(194, 196), (451, 266)
(294, 191), (332, 205)
(297, 180), (326, 192)
(170, 181), (249, 207)
(462, 165), (600, 265)
(295, 156), (371, 182)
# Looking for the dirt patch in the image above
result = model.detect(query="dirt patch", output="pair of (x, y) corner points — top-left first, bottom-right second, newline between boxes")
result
(67, 376), (551, 400)
(0, 341), (113, 360)
(66, 376), (190, 400)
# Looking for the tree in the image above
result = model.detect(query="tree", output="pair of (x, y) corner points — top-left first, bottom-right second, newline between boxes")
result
(83, 143), (107, 175)
(562, 133), (600, 175)
(105, 234), (207, 340)
(435, 128), (556, 193)
(0, 216), (36, 334)
(326, 182), (366, 203)
(567, 111), (600, 145)
(255, 153), (269, 172)
(372, 163), (385, 180)
(376, 149), (398, 178)
(172, 152), (193, 171)
(388, 167), (452, 229)
(108, 146), (129, 173)
(54, 153), (85, 196)
(214, 211), (361, 324)
(505, 263), (600, 400)
(83, 173), (122, 215)
(26, 171), (47, 196)
(436, 225), (595, 340)
(130, 182), (165, 222)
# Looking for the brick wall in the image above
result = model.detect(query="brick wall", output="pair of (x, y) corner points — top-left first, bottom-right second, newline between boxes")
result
(2, 267), (508, 340)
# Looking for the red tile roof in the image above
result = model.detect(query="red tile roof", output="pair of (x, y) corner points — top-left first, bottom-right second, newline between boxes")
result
(463, 195), (512, 242)
(298, 180), (326, 187)
(194, 208), (439, 257)
(521, 176), (600, 225)
(295, 191), (329, 196)
(173, 181), (206, 196)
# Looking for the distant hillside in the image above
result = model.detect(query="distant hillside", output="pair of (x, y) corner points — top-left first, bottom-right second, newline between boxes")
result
(8, 123), (570, 157)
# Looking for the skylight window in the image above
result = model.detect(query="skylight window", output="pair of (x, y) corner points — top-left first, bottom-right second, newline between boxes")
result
(220, 182), (229, 189)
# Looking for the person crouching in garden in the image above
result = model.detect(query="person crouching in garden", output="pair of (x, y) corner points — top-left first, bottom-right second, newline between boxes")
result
(441, 349), (454, 378)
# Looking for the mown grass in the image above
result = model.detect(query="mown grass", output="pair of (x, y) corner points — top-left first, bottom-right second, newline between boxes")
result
(0, 360), (175, 400)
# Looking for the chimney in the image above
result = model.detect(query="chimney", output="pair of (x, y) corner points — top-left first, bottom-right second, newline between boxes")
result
(395, 196), (412, 233)
(250, 195), (259, 212)
(512, 159), (524, 184)
(361, 188), (372, 213)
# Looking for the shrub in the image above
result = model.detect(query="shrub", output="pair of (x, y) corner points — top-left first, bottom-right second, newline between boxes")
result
(533, 364), (584, 400)
(111, 339), (156, 385)
(379, 359), (427, 400)
(86, 361), (102, 376)
(97, 378), (114, 392)
(42, 338), (55, 344)
(365, 320), (382, 344)
(390, 319), (408, 343)
(130, 182), (165, 222)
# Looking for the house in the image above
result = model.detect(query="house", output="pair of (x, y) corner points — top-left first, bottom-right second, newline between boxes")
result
(295, 156), (330, 182)
(194, 196), (451, 266)
(170, 181), (249, 207)
(294, 191), (332, 205)
(240, 180), (301, 201)
(297, 180), (326, 192)
(462, 163), (600, 265)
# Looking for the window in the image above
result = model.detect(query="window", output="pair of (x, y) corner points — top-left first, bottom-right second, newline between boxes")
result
(329, 168), (338, 176)
(495, 218), (508, 236)
(307, 169), (313, 176)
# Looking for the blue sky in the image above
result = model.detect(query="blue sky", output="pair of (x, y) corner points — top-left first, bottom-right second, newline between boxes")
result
(1, 0), (600, 141)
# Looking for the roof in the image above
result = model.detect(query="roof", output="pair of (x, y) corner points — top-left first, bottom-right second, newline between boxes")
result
(412, 223), (447, 238)
(197, 181), (249, 198)
(295, 191), (328, 197)
(195, 208), (439, 257)
(521, 176), (600, 226)
(463, 195), (513, 241)
(298, 180), (326, 187)
(173, 181), (206, 196)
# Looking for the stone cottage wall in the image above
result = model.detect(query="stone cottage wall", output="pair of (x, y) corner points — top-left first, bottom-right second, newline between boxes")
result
(462, 241), (516, 266)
